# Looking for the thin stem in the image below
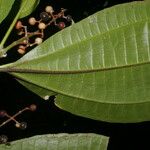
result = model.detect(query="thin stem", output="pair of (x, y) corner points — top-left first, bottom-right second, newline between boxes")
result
(0, 107), (29, 128)
(0, 31), (41, 57)
(5, 114), (19, 124)
(0, 10), (21, 48)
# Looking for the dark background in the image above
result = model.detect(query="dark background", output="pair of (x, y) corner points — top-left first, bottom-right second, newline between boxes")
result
(0, 0), (149, 150)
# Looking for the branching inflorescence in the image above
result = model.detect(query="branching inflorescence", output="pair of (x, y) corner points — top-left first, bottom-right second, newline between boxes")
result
(0, 104), (37, 129)
(15, 5), (73, 55)
(0, 104), (37, 144)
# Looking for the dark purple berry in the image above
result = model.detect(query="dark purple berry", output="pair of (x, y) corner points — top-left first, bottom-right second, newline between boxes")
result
(58, 22), (65, 29)
(66, 15), (72, 22)
(19, 122), (27, 130)
(40, 12), (50, 22)
(0, 110), (6, 118)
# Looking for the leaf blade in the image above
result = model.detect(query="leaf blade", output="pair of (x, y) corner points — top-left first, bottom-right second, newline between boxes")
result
(0, 134), (109, 150)
(55, 94), (150, 123)
(17, 79), (56, 99)
(19, 0), (40, 18)
(10, 1), (150, 72)
(0, 0), (15, 24)
(12, 63), (150, 123)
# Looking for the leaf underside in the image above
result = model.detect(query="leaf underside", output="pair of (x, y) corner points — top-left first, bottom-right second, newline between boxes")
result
(18, 79), (56, 99)
(0, 134), (109, 150)
(2, 1), (150, 123)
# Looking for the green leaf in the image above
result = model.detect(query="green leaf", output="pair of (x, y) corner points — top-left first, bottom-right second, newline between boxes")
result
(1, 1), (150, 122)
(17, 79), (56, 99)
(19, 0), (40, 18)
(0, 0), (15, 23)
(55, 94), (150, 123)
(0, 134), (109, 150)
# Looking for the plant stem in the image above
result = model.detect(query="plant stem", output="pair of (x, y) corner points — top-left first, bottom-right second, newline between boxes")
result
(0, 32), (40, 58)
(0, 107), (29, 128)
(0, 10), (21, 49)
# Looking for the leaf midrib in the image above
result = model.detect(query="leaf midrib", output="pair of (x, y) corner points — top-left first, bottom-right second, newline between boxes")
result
(2, 57), (150, 74)
(10, 16), (150, 73)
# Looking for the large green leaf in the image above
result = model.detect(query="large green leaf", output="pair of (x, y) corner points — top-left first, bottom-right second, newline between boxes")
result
(0, 134), (109, 150)
(0, 0), (15, 23)
(1, 1), (150, 122)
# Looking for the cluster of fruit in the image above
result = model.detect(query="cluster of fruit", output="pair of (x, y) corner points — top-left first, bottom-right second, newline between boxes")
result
(15, 5), (73, 55)
(0, 104), (36, 130)
(0, 104), (36, 144)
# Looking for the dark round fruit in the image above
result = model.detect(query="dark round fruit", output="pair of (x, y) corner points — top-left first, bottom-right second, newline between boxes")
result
(58, 22), (65, 29)
(40, 12), (50, 22)
(66, 15), (72, 22)
(29, 104), (37, 111)
(0, 110), (6, 118)
(19, 122), (27, 130)
(0, 135), (8, 144)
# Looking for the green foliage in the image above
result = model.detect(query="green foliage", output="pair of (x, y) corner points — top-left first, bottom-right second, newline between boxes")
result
(0, 0), (15, 23)
(19, 0), (40, 18)
(0, 0), (109, 150)
(0, 134), (109, 150)
(18, 80), (56, 99)
(0, 0), (110, 149)
(1, 1), (149, 123)
(1, 0), (150, 148)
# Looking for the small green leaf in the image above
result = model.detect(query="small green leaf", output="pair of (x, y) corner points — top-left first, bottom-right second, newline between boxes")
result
(0, 0), (15, 23)
(19, 0), (40, 18)
(0, 134), (109, 150)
